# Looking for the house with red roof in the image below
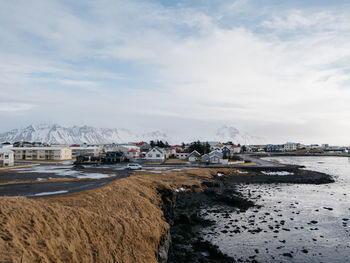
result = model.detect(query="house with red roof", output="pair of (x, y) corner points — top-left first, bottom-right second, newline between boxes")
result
(127, 148), (141, 160)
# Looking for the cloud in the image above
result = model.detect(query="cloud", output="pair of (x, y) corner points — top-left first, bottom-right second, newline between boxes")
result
(0, 102), (35, 112)
(0, 0), (350, 144)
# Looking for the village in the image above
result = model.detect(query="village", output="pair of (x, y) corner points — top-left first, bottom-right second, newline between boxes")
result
(0, 140), (349, 167)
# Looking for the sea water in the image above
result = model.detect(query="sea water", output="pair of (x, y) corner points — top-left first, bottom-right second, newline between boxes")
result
(201, 156), (350, 262)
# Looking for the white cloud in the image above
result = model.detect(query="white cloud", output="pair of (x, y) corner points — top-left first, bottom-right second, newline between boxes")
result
(1, 1), (350, 144)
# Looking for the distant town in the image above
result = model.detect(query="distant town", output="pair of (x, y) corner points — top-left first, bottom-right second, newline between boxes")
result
(1, 140), (349, 168)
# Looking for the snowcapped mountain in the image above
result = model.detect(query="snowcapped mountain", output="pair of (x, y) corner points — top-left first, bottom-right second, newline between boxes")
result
(0, 124), (263, 145)
(214, 125), (265, 145)
(0, 124), (171, 145)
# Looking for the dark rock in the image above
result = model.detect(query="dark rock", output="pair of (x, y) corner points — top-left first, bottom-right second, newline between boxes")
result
(282, 253), (293, 258)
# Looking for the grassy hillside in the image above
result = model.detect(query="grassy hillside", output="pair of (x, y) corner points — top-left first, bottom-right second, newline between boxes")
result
(0, 169), (214, 263)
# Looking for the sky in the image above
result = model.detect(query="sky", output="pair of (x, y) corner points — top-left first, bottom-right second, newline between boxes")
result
(1, 0), (350, 145)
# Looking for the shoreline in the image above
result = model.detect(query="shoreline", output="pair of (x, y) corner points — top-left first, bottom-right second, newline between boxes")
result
(163, 168), (334, 262)
(0, 166), (334, 262)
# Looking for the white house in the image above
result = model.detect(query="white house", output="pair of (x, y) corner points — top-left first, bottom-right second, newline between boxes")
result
(201, 150), (223, 164)
(0, 149), (14, 167)
(283, 142), (298, 152)
(230, 145), (241, 154)
(127, 149), (141, 160)
(145, 147), (166, 162)
(175, 152), (189, 159)
(188, 150), (201, 162)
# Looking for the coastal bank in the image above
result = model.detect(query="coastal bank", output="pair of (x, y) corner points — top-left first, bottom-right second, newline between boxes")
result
(0, 166), (333, 262)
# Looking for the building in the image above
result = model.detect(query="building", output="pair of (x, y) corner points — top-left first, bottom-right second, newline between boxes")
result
(12, 147), (72, 161)
(112, 144), (141, 155)
(70, 145), (102, 158)
(127, 149), (141, 160)
(283, 142), (298, 152)
(188, 150), (201, 162)
(135, 142), (151, 152)
(145, 147), (166, 162)
(0, 149), (14, 167)
(201, 150), (223, 164)
(172, 145), (184, 152)
(230, 145), (241, 154)
(266, 144), (282, 152)
(175, 152), (189, 159)
(103, 151), (125, 163)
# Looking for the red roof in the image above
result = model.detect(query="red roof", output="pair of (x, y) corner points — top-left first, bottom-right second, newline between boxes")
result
(128, 149), (139, 152)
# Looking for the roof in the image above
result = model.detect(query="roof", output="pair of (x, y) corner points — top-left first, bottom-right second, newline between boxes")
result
(12, 147), (70, 150)
(148, 147), (164, 154)
(0, 149), (13, 153)
(135, 142), (147, 147)
(128, 149), (139, 152)
(188, 150), (201, 157)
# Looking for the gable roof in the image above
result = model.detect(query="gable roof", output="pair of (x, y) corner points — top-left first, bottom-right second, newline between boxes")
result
(188, 150), (201, 157)
(147, 147), (164, 154)
(209, 150), (223, 157)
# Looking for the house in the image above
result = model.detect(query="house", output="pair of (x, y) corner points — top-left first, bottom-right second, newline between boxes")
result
(114, 144), (141, 155)
(1, 142), (13, 149)
(127, 149), (140, 160)
(12, 147), (72, 161)
(230, 145), (241, 154)
(70, 145), (102, 158)
(166, 147), (176, 156)
(103, 151), (125, 163)
(282, 142), (299, 152)
(201, 150), (223, 164)
(175, 152), (189, 159)
(145, 147), (166, 162)
(0, 149), (14, 167)
(187, 150), (201, 162)
(75, 155), (102, 164)
(135, 142), (151, 152)
(172, 145), (183, 152)
(221, 146), (231, 159)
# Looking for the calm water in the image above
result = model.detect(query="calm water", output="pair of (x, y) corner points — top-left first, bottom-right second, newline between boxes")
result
(201, 156), (350, 262)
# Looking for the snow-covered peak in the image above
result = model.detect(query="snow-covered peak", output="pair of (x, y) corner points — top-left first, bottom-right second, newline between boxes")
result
(0, 124), (173, 145)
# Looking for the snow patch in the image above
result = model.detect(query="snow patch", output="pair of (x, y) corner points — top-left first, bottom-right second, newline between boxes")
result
(34, 190), (68, 196)
(261, 171), (294, 176)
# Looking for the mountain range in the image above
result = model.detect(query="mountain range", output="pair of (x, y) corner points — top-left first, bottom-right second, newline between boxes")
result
(0, 124), (264, 145)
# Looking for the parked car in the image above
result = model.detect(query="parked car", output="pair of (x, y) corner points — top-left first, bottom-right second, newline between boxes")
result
(126, 163), (142, 170)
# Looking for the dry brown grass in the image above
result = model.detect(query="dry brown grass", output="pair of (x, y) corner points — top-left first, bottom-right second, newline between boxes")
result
(0, 168), (222, 263)
(164, 159), (188, 164)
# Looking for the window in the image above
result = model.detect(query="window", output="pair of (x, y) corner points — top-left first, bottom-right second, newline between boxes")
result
(148, 154), (152, 157)
(4, 155), (8, 159)
(156, 154), (160, 157)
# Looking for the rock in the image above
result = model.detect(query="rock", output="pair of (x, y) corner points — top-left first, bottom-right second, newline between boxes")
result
(323, 207), (333, 211)
(282, 253), (293, 258)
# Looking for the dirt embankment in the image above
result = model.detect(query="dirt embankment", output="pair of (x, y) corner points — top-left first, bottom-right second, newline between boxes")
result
(0, 169), (214, 263)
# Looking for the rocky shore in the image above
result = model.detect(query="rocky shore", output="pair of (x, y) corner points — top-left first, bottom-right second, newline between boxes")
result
(163, 167), (334, 262)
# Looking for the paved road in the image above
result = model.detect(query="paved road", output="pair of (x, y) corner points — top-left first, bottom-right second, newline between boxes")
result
(0, 170), (130, 198)
(0, 156), (289, 198)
